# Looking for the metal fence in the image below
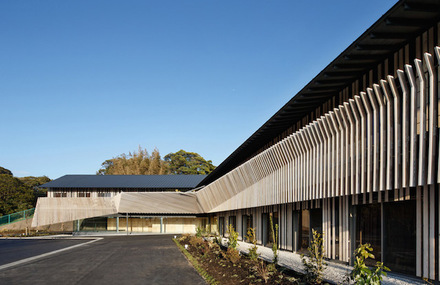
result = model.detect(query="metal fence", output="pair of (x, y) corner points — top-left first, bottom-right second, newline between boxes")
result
(0, 208), (35, 226)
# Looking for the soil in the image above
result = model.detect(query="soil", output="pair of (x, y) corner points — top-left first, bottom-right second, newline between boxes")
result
(178, 235), (304, 284)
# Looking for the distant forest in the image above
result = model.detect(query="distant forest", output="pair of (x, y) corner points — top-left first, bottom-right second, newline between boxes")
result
(0, 166), (50, 216)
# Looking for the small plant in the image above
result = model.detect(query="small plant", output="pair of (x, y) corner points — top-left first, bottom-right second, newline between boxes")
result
(227, 224), (239, 249)
(196, 226), (204, 238)
(222, 247), (241, 264)
(269, 215), (279, 264)
(246, 227), (259, 261)
(254, 259), (271, 283)
(301, 229), (326, 284)
(347, 243), (390, 285)
(189, 236), (204, 249)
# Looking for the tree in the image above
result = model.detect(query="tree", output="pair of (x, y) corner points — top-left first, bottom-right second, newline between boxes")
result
(19, 176), (52, 201)
(0, 174), (35, 216)
(0, 166), (12, 176)
(164, 150), (215, 175)
(97, 146), (169, 175)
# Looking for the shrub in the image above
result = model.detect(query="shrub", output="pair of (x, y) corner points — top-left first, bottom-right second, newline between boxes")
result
(301, 229), (326, 284)
(348, 243), (390, 285)
(246, 227), (259, 261)
(189, 236), (204, 249)
(227, 224), (239, 249)
(269, 215), (279, 264)
(254, 259), (271, 283)
(224, 247), (241, 264)
(196, 226), (204, 237)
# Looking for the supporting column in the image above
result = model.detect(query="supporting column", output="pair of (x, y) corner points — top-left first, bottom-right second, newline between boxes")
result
(126, 213), (129, 235)
(160, 217), (164, 233)
(116, 217), (119, 233)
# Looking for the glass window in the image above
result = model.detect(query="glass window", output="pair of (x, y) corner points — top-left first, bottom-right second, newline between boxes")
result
(300, 209), (310, 251)
(356, 203), (381, 265)
(383, 200), (416, 274)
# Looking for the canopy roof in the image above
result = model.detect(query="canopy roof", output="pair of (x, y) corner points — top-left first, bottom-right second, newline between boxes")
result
(41, 174), (207, 189)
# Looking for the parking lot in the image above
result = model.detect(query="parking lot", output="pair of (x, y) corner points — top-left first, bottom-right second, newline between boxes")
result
(0, 235), (205, 285)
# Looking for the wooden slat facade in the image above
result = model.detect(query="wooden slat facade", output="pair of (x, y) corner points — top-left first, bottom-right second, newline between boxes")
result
(199, 45), (440, 280)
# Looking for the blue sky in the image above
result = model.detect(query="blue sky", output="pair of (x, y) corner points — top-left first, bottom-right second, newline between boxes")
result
(1, 0), (397, 179)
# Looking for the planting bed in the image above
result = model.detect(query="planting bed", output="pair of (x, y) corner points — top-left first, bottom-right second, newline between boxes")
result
(175, 235), (303, 284)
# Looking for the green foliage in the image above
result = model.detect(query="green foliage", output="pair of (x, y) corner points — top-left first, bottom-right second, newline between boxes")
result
(227, 224), (239, 249)
(301, 229), (327, 284)
(254, 260), (271, 283)
(196, 226), (204, 238)
(246, 227), (259, 261)
(0, 166), (12, 176)
(97, 146), (169, 175)
(269, 215), (279, 264)
(0, 174), (35, 216)
(164, 149), (215, 175)
(18, 176), (51, 201)
(348, 243), (390, 285)
(223, 247), (241, 264)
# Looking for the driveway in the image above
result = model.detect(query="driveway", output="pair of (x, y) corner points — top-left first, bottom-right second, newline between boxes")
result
(0, 235), (205, 285)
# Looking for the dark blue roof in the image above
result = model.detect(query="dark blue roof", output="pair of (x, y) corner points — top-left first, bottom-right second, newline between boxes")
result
(40, 175), (206, 189)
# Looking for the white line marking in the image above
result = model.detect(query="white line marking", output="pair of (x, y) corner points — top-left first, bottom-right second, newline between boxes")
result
(0, 238), (102, 271)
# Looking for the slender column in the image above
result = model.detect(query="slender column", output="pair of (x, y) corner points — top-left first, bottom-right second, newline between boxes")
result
(126, 213), (129, 235)
(313, 122), (324, 199)
(308, 123), (320, 200)
(340, 105), (350, 196)
(367, 88), (379, 193)
(350, 98), (361, 201)
(116, 216), (119, 233)
(329, 112), (340, 197)
(325, 113), (336, 198)
(373, 84), (386, 194)
(387, 75), (402, 198)
(322, 116), (333, 198)
(415, 59), (427, 187)
(360, 91), (373, 201)
(318, 118), (329, 198)
(424, 53), (437, 185)
(337, 107), (348, 196)
(396, 69), (410, 193)
(381, 80), (394, 192)
(354, 96), (366, 199)
(344, 101), (356, 196)
(405, 64), (418, 187)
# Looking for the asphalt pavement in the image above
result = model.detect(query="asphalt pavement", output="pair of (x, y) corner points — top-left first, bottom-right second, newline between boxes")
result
(0, 235), (206, 285)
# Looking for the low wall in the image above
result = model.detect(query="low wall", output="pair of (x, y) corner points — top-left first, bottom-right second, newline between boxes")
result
(107, 217), (207, 234)
(0, 217), (73, 233)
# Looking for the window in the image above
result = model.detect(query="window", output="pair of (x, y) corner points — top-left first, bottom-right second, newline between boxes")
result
(78, 192), (91, 197)
(54, 192), (67, 198)
(228, 216), (236, 231)
(242, 215), (253, 241)
(218, 217), (225, 236)
(383, 200), (416, 274)
(356, 203), (381, 265)
(98, 193), (111, 197)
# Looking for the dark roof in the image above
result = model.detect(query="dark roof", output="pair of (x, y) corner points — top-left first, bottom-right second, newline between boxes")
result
(41, 175), (207, 189)
(199, 0), (440, 186)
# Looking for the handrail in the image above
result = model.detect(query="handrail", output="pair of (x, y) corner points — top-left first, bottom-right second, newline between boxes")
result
(0, 208), (35, 227)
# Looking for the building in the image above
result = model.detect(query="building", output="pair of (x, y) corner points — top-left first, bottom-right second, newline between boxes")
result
(36, 175), (208, 233)
(33, 0), (440, 281)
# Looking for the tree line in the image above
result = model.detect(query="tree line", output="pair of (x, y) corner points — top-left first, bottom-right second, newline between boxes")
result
(0, 166), (50, 216)
(0, 147), (215, 215)
(97, 147), (215, 175)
